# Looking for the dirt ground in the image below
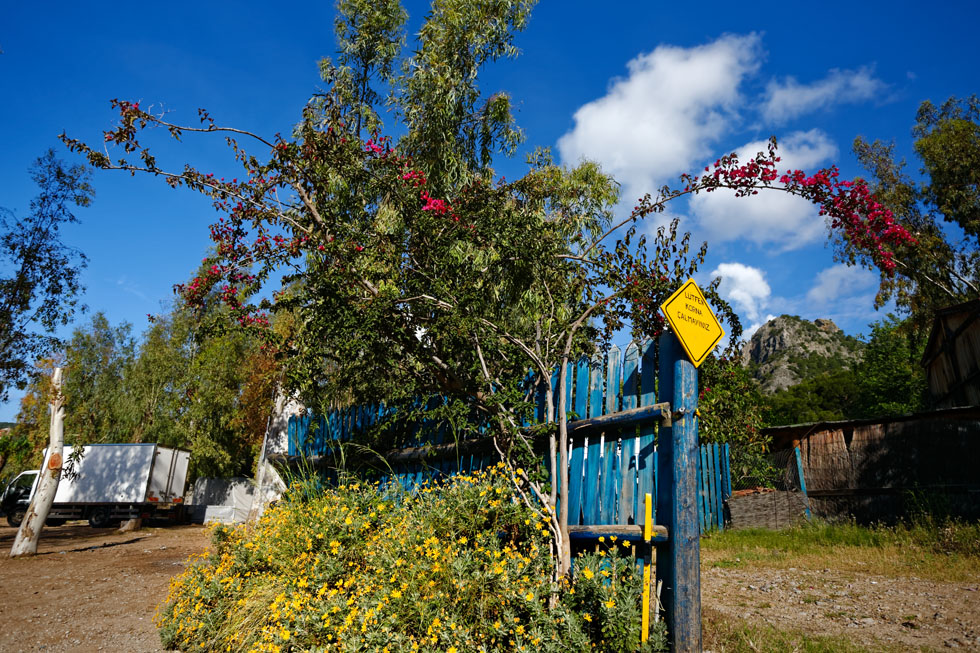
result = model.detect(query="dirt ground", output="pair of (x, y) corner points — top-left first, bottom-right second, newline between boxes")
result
(0, 522), (977, 652)
(701, 561), (980, 651)
(0, 522), (209, 653)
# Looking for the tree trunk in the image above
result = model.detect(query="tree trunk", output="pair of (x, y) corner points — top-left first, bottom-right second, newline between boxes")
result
(556, 359), (571, 576)
(249, 388), (294, 522)
(11, 368), (65, 558)
(545, 382), (557, 507)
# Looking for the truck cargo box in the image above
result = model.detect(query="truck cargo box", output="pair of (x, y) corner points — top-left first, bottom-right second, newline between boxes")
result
(49, 444), (189, 504)
(2, 443), (190, 527)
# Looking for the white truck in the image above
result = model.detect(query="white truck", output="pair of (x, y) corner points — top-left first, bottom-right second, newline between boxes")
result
(0, 443), (190, 528)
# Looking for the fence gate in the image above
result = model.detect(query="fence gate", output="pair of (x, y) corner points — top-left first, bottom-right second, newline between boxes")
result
(286, 332), (705, 652)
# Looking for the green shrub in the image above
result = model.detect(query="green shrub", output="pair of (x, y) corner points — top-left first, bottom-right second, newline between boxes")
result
(157, 464), (665, 652)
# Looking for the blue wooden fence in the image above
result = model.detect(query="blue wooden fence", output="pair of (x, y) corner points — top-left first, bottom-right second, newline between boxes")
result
(696, 442), (730, 532)
(288, 413), (731, 535)
(285, 332), (729, 651)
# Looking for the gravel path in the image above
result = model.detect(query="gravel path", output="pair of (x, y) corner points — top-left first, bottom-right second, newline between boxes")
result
(702, 562), (980, 650)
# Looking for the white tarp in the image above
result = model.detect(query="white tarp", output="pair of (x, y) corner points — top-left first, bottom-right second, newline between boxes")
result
(190, 477), (255, 523)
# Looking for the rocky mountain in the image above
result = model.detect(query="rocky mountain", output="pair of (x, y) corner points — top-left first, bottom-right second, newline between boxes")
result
(741, 315), (865, 393)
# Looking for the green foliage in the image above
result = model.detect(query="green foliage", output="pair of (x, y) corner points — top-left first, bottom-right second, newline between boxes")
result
(853, 315), (926, 418)
(698, 355), (765, 447)
(697, 355), (779, 486)
(788, 351), (854, 380)
(8, 294), (279, 479)
(704, 519), (980, 559)
(156, 467), (665, 651)
(765, 370), (861, 426)
(118, 299), (278, 477)
(2, 357), (61, 476)
(702, 522), (898, 554)
(569, 545), (667, 652)
(0, 150), (92, 401)
(701, 519), (980, 582)
(914, 97), (980, 243)
(63, 312), (136, 442)
(850, 96), (980, 326)
(0, 428), (32, 480)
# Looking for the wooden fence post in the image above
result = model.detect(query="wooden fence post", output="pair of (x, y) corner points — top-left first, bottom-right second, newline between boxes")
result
(794, 443), (812, 521)
(656, 332), (701, 652)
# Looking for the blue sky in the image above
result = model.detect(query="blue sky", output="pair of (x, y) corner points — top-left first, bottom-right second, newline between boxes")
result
(2, 1), (978, 420)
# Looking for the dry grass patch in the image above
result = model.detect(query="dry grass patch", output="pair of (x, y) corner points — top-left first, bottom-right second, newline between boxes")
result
(700, 520), (980, 583)
(702, 607), (933, 653)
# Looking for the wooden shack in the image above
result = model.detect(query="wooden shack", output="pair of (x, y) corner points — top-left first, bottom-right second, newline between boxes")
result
(922, 299), (980, 409)
(762, 406), (980, 523)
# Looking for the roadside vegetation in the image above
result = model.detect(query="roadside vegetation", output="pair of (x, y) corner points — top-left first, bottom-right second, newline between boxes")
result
(157, 465), (666, 652)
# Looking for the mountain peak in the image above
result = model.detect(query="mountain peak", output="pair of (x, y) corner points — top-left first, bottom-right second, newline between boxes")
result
(741, 315), (863, 393)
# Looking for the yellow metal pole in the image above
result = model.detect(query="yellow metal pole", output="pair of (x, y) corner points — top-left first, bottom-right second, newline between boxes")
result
(642, 492), (652, 642)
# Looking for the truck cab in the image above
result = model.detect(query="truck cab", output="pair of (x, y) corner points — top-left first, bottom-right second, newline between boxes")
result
(1, 470), (38, 527)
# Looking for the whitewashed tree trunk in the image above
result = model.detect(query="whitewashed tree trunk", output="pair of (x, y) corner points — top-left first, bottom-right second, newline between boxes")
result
(11, 367), (66, 558)
(248, 389), (296, 522)
(555, 360), (571, 576)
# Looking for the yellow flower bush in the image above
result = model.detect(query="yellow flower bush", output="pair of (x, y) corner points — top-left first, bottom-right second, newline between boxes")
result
(156, 465), (664, 651)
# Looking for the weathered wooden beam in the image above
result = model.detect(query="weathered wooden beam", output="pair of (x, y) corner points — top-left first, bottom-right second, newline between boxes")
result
(567, 523), (668, 543)
(569, 402), (672, 432)
(794, 445), (812, 521)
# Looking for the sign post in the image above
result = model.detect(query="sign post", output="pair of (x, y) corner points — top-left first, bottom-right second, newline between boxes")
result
(656, 279), (723, 651)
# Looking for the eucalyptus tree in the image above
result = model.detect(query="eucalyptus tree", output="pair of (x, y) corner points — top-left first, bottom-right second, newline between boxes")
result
(0, 151), (90, 402)
(10, 367), (65, 558)
(62, 312), (136, 443)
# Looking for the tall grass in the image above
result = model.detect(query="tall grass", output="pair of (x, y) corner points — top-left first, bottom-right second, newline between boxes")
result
(701, 519), (980, 582)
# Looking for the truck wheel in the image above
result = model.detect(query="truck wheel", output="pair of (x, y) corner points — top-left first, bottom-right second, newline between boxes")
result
(88, 507), (114, 528)
(7, 509), (26, 528)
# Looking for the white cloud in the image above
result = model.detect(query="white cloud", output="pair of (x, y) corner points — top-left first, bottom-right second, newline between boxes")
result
(762, 66), (885, 124)
(710, 261), (770, 320)
(806, 264), (876, 306)
(690, 129), (838, 249)
(557, 34), (762, 202)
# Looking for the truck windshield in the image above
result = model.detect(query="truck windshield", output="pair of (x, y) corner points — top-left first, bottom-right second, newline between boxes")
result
(11, 473), (35, 488)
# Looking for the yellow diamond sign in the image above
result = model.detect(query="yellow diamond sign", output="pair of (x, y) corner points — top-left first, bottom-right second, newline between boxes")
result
(660, 279), (724, 367)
